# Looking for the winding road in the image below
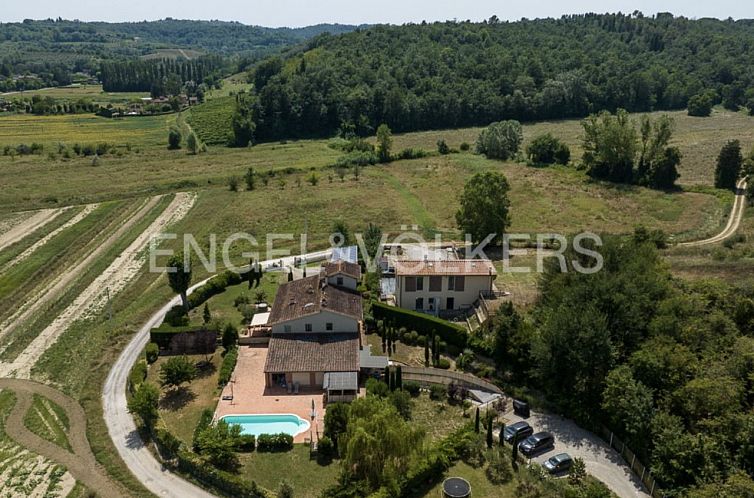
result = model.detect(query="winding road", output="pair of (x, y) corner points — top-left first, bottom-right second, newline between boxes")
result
(102, 250), (332, 498)
(678, 178), (748, 247)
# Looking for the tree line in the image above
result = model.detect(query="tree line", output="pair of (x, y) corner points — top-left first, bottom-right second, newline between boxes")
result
(234, 13), (754, 144)
(100, 56), (225, 95)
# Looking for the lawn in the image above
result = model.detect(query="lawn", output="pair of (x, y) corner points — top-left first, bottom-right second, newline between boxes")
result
(145, 352), (223, 445)
(187, 272), (281, 327)
(411, 392), (469, 442)
(0, 84), (150, 105)
(239, 445), (341, 498)
(411, 459), (517, 498)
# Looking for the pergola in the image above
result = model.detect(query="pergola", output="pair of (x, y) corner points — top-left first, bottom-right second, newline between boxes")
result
(323, 372), (358, 403)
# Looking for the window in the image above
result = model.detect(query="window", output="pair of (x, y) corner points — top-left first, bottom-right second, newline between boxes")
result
(428, 297), (436, 311)
(415, 298), (424, 310)
(405, 276), (416, 292)
(416, 277), (424, 291)
(283, 325), (292, 333)
(455, 276), (465, 292)
(446, 297), (455, 310)
(336, 276), (344, 286)
(326, 322), (333, 331)
(305, 323), (313, 332)
(429, 276), (442, 292)
(448, 276), (455, 290)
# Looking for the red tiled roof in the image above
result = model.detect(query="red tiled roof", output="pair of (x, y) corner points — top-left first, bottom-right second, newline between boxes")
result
(264, 333), (359, 373)
(395, 259), (497, 276)
(268, 275), (362, 325)
(323, 260), (362, 280)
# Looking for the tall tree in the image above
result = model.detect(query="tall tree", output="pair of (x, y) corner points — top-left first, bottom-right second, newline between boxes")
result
(456, 171), (511, 245)
(582, 109), (637, 183)
(376, 124), (392, 163)
(159, 355), (197, 389)
(127, 382), (160, 430)
(166, 253), (192, 311)
(715, 140), (743, 190)
(476, 120), (523, 160)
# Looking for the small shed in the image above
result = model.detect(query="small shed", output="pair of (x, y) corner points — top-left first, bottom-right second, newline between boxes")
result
(323, 372), (358, 403)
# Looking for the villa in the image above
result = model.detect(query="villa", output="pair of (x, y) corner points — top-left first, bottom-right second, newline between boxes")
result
(263, 260), (366, 401)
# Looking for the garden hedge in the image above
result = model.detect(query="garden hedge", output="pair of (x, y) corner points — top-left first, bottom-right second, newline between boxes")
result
(371, 301), (468, 348)
(149, 324), (219, 349)
(256, 433), (293, 452)
(176, 449), (269, 497)
(187, 270), (244, 309)
(218, 347), (239, 386)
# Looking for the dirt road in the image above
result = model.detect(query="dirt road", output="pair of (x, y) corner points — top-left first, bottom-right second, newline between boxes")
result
(0, 208), (65, 252)
(678, 178), (748, 247)
(0, 378), (128, 497)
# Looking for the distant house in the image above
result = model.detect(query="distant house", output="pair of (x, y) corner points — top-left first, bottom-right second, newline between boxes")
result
(394, 259), (497, 314)
(263, 263), (365, 400)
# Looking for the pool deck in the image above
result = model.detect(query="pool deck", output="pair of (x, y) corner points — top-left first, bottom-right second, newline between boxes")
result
(215, 345), (352, 444)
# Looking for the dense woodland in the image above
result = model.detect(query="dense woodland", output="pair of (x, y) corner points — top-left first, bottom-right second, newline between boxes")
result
(484, 236), (754, 496)
(235, 13), (754, 143)
(100, 56), (226, 94)
(0, 19), (358, 92)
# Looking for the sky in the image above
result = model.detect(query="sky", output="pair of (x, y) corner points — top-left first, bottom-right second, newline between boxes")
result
(1, 0), (752, 27)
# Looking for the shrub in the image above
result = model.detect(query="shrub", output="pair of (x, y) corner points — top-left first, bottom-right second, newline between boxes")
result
(176, 449), (267, 497)
(145, 343), (159, 364)
(688, 92), (714, 117)
(228, 175), (239, 191)
(236, 434), (256, 452)
(486, 447), (514, 484)
(460, 142), (471, 151)
(164, 305), (189, 327)
(193, 408), (214, 451)
(403, 381), (421, 397)
(389, 390), (413, 420)
(436, 358), (451, 369)
(429, 384), (447, 401)
(129, 360), (147, 389)
(222, 323), (239, 350)
(396, 148), (428, 160)
(476, 120), (523, 160)
(437, 139), (450, 155)
(257, 433), (293, 452)
(187, 271), (244, 309)
(317, 435), (335, 456)
(218, 347), (238, 387)
(366, 378), (390, 397)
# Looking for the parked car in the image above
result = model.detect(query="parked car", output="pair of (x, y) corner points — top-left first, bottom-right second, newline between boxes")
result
(543, 453), (573, 474)
(503, 421), (534, 443)
(519, 432), (555, 456)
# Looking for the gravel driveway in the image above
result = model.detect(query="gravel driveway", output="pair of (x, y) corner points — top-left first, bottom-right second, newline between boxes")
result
(506, 411), (650, 498)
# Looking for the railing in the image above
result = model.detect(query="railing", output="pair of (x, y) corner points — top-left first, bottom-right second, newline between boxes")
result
(598, 425), (663, 498)
(401, 366), (503, 394)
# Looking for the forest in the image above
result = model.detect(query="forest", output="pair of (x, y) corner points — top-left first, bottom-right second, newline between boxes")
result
(235, 13), (754, 143)
(0, 19), (358, 92)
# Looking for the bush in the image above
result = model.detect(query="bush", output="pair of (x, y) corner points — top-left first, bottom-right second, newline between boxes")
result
(460, 142), (471, 151)
(187, 270), (244, 309)
(256, 433), (293, 452)
(176, 449), (267, 497)
(145, 343), (159, 364)
(193, 408), (214, 451)
(396, 148), (429, 160)
(129, 360), (147, 389)
(164, 305), (189, 327)
(335, 150), (378, 167)
(429, 384), (447, 401)
(485, 447), (514, 484)
(218, 347), (238, 386)
(476, 120), (523, 160)
(436, 358), (451, 369)
(236, 434), (256, 452)
(403, 381), (421, 397)
(389, 390), (413, 420)
(366, 378), (390, 397)
(317, 435), (335, 456)
(688, 93), (714, 117)
(371, 301), (467, 349)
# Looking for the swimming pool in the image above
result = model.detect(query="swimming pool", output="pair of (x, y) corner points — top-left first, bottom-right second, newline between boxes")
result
(220, 414), (311, 437)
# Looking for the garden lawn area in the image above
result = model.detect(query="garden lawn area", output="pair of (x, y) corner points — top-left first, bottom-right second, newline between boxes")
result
(187, 272), (281, 328)
(411, 459), (517, 498)
(365, 333), (457, 369)
(411, 392), (468, 442)
(239, 445), (341, 498)
(145, 352), (223, 444)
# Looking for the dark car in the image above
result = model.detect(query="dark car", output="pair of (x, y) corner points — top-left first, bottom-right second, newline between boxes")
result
(503, 421), (534, 443)
(518, 432), (555, 457)
(543, 453), (573, 474)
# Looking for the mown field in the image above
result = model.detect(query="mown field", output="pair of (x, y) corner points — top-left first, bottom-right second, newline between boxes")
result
(0, 84), (150, 105)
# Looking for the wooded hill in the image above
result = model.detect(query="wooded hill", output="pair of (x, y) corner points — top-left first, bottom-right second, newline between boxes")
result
(239, 13), (754, 142)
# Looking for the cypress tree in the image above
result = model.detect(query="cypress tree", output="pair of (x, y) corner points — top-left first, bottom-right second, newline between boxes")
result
(486, 417), (494, 448)
(475, 407), (480, 433)
(396, 366), (402, 390)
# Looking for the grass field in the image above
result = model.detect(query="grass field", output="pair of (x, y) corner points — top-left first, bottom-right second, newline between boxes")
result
(23, 394), (72, 452)
(0, 84), (150, 105)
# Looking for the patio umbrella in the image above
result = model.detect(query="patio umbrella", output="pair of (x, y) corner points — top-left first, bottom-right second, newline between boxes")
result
(311, 399), (316, 419)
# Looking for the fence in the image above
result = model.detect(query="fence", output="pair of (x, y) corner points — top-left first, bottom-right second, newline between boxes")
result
(401, 366), (503, 394)
(598, 425), (663, 498)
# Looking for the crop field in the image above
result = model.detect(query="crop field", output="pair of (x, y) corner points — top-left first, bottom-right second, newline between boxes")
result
(141, 48), (203, 60)
(0, 113), (170, 148)
(0, 390), (76, 497)
(185, 95), (236, 145)
(0, 84), (150, 105)
(23, 394), (72, 452)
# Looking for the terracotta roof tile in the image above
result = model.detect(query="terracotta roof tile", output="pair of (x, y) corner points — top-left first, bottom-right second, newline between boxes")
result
(395, 259), (497, 276)
(268, 275), (363, 325)
(264, 333), (359, 373)
(323, 260), (362, 279)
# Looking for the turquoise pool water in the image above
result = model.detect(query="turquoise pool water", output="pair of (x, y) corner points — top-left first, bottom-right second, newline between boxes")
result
(221, 414), (311, 437)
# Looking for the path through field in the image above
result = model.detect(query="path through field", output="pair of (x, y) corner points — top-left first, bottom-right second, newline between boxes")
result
(678, 178), (748, 247)
(0, 208), (66, 252)
(0, 379), (128, 497)
(0, 192), (196, 378)
(0, 203), (100, 273)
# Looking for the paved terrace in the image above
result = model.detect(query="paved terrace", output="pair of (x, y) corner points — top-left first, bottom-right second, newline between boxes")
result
(215, 345), (346, 443)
